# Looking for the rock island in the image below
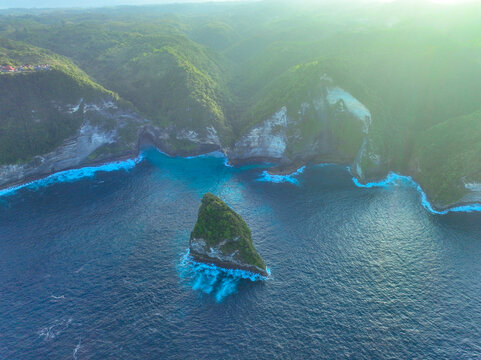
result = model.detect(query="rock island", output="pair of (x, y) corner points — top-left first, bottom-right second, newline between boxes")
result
(189, 193), (268, 277)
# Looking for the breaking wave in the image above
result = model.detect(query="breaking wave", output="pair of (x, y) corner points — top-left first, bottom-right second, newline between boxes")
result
(183, 150), (226, 160)
(351, 171), (481, 215)
(257, 166), (306, 185)
(2, 146), (480, 216)
(178, 249), (269, 303)
(0, 155), (144, 198)
(73, 340), (81, 359)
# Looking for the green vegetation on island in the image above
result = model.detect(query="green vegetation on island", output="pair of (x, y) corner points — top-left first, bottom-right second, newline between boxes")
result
(190, 193), (266, 275)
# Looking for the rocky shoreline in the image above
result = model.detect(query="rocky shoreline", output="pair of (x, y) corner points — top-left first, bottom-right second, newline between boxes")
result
(189, 251), (269, 278)
(1, 132), (480, 214)
(189, 193), (268, 277)
(0, 151), (137, 193)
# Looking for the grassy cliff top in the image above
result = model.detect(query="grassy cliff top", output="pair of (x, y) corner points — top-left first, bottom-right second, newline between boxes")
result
(0, 38), (124, 165)
(411, 110), (481, 206)
(0, 38), (118, 100)
(191, 193), (266, 270)
(2, 3), (481, 206)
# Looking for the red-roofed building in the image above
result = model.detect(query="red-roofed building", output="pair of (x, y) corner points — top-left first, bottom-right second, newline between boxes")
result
(1, 65), (15, 72)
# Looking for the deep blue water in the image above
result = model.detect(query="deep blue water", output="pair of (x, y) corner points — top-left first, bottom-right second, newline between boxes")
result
(1, 148), (481, 359)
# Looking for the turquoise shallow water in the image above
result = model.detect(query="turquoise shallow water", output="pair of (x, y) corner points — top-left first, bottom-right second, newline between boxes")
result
(1, 148), (480, 359)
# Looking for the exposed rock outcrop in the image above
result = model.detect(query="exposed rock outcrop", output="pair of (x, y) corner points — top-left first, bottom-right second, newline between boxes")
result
(228, 81), (370, 172)
(228, 107), (288, 161)
(189, 193), (268, 277)
(1, 74), (479, 212)
(0, 99), (145, 188)
(139, 124), (221, 158)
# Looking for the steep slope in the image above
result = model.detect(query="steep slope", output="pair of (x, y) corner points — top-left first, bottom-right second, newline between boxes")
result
(1, 2), (481, 210)
(7, 22), (234, 146)
(190, 193), (267, 276)
(410, 111), (481, 208)
(0, 39), (143, 187)
(229, 61), (368, 172)
(92, 33), (231, 135)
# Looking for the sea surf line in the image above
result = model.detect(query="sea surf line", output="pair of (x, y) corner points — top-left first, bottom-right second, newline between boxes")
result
(178, 249), (269, 303)
(351, 171), (481, 215)
(0, 155), (144, 198)
(0, 148), (480, 215)
(0, 149), (229, 198)
(257, 166), (306, 185)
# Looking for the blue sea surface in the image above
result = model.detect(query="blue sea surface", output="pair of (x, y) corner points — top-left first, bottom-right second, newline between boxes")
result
(1, 148), (480, 359)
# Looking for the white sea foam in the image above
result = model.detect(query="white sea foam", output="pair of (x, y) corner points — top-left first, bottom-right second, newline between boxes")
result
(0, 155), (144, 198)
(350, 171), (481, 215)
(184, 150), (225, 160)
(73, 340), (81, 359)
(38, 318), (73, 341)
(75, 264), (87, 273)
(223, 157), (233, 167)
(178, 249), (268, 302)
(2, 146), (479, 216)
(257, 166), (306, 185)
(0, 148), (233, 200)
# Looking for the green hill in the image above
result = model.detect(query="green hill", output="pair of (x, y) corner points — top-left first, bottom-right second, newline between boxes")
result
(411, 111), (481, 207)
(0, 39), (119, 165)
(190, 193), (266, 274)
(1, 1), (481, 208)
(5, 21), (233, 141)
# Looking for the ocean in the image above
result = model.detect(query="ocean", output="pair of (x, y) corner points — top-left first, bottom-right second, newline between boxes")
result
(1, 148), (480, 359)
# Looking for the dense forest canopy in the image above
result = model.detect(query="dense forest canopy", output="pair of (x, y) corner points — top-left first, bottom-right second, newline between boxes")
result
(0, 0), (480, 206)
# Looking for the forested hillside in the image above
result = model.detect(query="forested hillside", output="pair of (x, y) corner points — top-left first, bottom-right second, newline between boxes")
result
(1, 0), (481, 208)
(0, 39), (121, 164)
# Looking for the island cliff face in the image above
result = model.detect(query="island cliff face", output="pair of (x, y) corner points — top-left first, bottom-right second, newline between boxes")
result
(2, 8), (481, 212)
(189, 193), (268, 277)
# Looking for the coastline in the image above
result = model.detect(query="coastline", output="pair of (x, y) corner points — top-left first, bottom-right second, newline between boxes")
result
(188, 250), (269, 279)
(179, 249), (270, 302)
(0, 152), (143, 197)
(349, 170), (481, 215)
(1, 144), (480, 215)
(0, 150), (139, 195)
(257, 166), (305, 184)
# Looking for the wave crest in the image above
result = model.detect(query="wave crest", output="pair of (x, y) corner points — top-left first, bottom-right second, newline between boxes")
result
(178, 249), (269, 302)
(351, 171), (481, 215)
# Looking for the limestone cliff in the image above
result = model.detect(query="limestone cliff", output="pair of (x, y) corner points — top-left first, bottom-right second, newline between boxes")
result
(228, 77), (369, 172)
(1, 65), (479, 212)
(0, 99), (144, 188)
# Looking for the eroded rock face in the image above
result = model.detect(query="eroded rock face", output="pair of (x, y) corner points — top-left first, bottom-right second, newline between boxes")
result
(1, 74), (373, 191)
(228, 82), (371, 170)
(176, 126), (221, 146)
(139, 124), (222, 158)
(459, 181), (481, 204)
(0, 100), (143, 188)
(3, 74), (475, 211)
(0, 124), (112, 187)
(0, 96), (224, 189)
(189, 193), (268, 276)
(228, 107), (288, 161)
(326, 86), (371, 133)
